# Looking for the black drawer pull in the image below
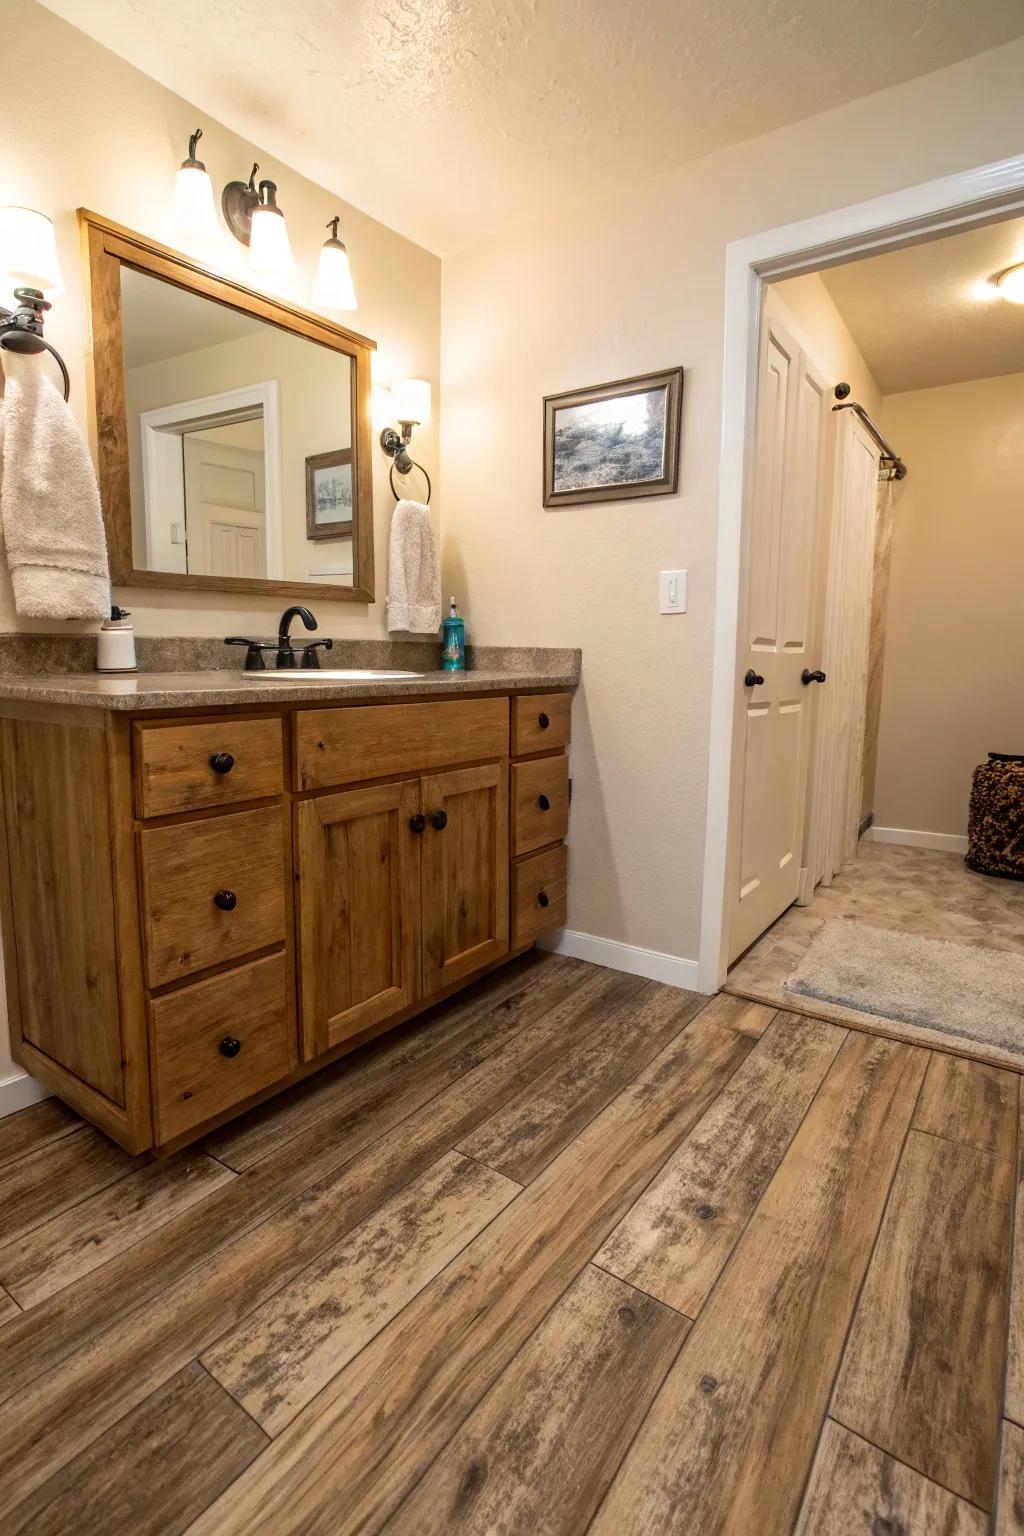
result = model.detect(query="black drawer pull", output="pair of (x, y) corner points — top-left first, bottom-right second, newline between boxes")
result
(431, 810), (449, 831)
(213, 889), (237, 912)
(538, 712), (550, 729)
(538, 794), (551, 811)
(209, 751), (235, 774)
(537, 891), (550, 908)
(409, 814), (426, 834)
(219, 1037), (241, 1058)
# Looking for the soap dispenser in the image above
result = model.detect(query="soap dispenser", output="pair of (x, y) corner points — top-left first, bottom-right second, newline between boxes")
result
(96, 606), (138, 673)
(441, 596), (465, 671)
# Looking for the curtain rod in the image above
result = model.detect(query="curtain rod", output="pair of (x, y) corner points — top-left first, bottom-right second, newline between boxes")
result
(832, 384), (907, 481)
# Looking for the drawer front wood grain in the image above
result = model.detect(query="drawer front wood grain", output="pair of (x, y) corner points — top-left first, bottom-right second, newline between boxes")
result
(511, 692), (572, 756)
(150, 953), (293, 1143)
(512, 843), (568, 948)
(140, 807), (286, 987)
(294, 697), (509, 790)
(134, 717), (284, 819)
(512, 753), (569, 856)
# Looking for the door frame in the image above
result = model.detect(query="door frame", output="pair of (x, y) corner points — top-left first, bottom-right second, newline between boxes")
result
(138, 381), (282, 576)
(698, 151), (1024, 993)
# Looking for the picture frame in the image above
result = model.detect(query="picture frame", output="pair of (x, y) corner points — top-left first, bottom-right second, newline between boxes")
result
(543, 367), (684, 508)
(305, 447), (354, 540)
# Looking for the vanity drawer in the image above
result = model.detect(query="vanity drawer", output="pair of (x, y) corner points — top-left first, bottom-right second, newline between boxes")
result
(150, 952), (293, 1144)
(294, 697), (509, 790)
(140, 806), (286, 987)
(512, 753), (569, 856)
(511, 692), (572, 757)
(512, 843), (568, 948)
(134, 717), (284, 819)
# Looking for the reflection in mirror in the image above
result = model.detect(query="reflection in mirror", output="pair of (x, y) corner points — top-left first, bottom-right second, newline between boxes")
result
(121, 266), (357, 586)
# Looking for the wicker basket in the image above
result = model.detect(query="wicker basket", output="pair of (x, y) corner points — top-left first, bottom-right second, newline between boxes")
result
(965, 753), (1024, 881)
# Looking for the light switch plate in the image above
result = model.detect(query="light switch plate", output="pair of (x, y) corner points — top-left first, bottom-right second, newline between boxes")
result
(659, 569), (688, 614)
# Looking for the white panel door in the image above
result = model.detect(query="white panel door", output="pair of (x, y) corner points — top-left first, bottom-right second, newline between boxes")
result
(728, 313), (829, 963)
(183, 439), (267, 579)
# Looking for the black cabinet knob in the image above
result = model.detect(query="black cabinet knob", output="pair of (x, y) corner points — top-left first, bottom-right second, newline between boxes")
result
(409, 814), (426, 834)
(219, 1037), (241, 1058)
(213, 889), (237, 912)
(538, 794), (551, 811)
(801, 668), (827, 686)
(538, 712), (550, 729)
(431, 810), (448, 831)
(537, 891), (550, 908)
(209, 752), (235, 774)
(743, 670), (765, 688)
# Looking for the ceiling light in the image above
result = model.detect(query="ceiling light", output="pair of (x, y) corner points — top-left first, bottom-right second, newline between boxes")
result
(314, 217), (357, 311)
(997, 263), (1024, 304)
(171, 128), (218, 246)
(0, 207), (63, 295)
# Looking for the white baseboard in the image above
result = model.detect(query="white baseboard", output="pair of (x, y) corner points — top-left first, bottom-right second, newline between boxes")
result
(0, 1069), (51, 1119)
(863, 825), (969, 855)
(539, 928), (704, 991)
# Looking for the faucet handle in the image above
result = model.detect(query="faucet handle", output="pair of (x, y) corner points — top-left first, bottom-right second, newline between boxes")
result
(299, 638), (334, 670)
(225, 637), (275, 672)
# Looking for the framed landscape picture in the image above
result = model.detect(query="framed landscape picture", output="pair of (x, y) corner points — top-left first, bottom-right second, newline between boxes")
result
(543, 367), (683, 508)
(305, 447), (354, 540)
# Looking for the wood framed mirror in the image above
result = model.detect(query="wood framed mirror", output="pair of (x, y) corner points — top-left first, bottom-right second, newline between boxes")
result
(79, 209), (376, 602)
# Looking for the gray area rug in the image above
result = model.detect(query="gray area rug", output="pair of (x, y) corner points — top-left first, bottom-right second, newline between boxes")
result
(785, 919), (1024, 1052)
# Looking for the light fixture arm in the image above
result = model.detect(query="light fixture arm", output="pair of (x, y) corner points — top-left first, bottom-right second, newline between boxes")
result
(0, 288), (70, 401)
(222, 162), (282, 245)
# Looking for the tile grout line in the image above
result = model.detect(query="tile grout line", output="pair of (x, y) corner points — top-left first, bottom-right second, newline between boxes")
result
(586, 1258), (695, 1324)
(826, 1413), (991, 1516)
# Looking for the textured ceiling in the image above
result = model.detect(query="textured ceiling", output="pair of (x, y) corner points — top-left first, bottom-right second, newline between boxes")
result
(821, 215), (1024, 394)
(39, 0), (1024, 254)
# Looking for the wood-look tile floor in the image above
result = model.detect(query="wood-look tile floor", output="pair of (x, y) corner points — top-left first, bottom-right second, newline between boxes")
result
(1, 949), (1021, 1534)
(727, 841), (1024, 1071)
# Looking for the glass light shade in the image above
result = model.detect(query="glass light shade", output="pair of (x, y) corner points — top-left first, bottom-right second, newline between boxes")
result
(171, 163), (218, 244)
(0, 207), (63, 294)
(249, 205), (293, 277)
(997, 263), (1024, 304)
(392, 378), (431, 426)
(314, 239), (357, 311)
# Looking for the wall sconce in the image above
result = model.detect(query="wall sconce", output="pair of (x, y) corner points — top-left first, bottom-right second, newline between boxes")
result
(380, 379), (432, 499)
(171, 128), (219, 245)
(313, 217), (357, 312)
(222, 163), (294, 278)
(0, 207), (70, 399)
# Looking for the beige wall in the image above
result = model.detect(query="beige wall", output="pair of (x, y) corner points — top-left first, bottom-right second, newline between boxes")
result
(873, 372), (1024, 838)
(0, 0), (441, 640)
(440, 36), (1024, 963)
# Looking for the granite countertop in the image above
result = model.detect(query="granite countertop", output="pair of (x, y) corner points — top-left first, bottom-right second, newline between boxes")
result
(0, 638), (581, 712)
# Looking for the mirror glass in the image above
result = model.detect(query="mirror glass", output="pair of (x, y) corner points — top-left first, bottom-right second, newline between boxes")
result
(120, 266), (357, 587)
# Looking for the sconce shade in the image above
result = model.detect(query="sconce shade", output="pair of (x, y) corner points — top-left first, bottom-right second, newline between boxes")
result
(249, 200), (293, 278)
(997, 263), (1024, 304)
(314, 222), (357, 311)
(171, 163), (219, 244)
(0, 208), (63, 294)
(392, 378), (431, 426)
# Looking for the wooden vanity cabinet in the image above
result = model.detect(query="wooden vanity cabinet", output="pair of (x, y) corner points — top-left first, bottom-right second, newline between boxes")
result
(0, 688), (570, 1154)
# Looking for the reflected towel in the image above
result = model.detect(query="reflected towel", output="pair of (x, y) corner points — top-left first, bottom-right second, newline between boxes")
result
(0, 349), (110, 619)
(387, 498), (440, 633)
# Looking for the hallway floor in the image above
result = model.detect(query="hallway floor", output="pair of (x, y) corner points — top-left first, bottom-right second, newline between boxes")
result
(727, 840), (1024, 1071)
(0, 948), (1020, 1533)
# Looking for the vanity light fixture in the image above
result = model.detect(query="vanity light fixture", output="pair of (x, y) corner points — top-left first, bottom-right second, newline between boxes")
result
(313, 217), (357, 311)
(0, 207), (70, 399)
(171, 128), (219, 245)
(222, 164), (294, 278)
(379, 378), (431, 472)
(996, 262), (1024, 304)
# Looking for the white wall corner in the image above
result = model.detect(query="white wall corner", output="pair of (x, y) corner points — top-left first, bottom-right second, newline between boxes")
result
(538, 929), (705, 991)
(0, 1069), (51, 1119)
(862, 825), (969, 855)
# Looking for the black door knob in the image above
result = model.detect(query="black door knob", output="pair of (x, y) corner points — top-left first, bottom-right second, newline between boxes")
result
(743, 670), (765, 688)
(219, 1037), (241, 1058)
(213, 889), (237, 911)
(209, 752), (235, 774)
(409, 814), (426, 834)
(431, 810), (448, 831)
(801, 668), (827, 685)
(538, 794), (551, 811)
(538, 712), (550, 729)
(537, 891), (550, 908)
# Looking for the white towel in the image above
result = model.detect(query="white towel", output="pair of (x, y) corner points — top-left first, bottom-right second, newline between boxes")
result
(0, 349), (110, 619)
(387, 498), (440, 634)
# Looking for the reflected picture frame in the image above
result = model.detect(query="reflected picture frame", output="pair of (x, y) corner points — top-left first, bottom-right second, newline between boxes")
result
(543, 366), (683, 508)
(305, 447), (354, 541)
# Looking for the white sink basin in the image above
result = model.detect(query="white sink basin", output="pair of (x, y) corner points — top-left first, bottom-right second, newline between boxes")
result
(251, 668), (426, 681)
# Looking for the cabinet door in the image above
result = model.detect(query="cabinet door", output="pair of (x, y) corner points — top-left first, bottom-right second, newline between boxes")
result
(421, 762), (509, 994)
(296, 780), (420, 1057)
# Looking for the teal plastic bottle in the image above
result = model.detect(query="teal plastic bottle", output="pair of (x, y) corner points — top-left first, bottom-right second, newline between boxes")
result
(441, 596), (465, 671)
